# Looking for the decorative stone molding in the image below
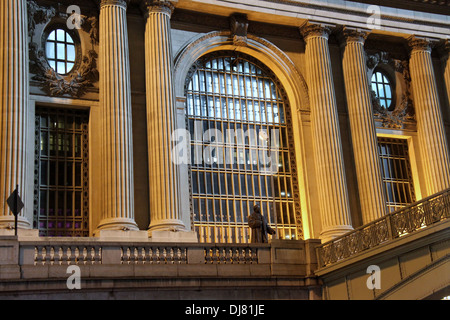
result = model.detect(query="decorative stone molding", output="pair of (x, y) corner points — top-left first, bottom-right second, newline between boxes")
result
(366, 51), (415, 129)
(173, 30), (310, 111)
(27, 0), (99, 98)
(230, 14), (249, 46)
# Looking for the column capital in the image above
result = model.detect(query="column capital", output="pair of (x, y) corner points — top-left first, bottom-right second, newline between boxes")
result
(407, 35), (432, 54)
(141, 0), (176, 17)
(299, 21), (334, 42)
(337, 26), (369, 46)
(99, 0), (129, 9)
(436, 39), (450, 60)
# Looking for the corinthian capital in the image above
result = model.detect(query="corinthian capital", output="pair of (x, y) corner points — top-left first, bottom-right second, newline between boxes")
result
(337, 26), (369, 45)
(299, 22), (334, 41)
(99, 0), (128, 9)
(141, 0), (176, 16)
(407, 35), (432, 53)
(436, 39), (450, 60)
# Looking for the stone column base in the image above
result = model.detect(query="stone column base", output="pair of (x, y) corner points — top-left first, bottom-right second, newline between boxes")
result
(320, 225), (353, 243)
(148, 230), (198, 243)
(95, 229), (149, 241)
(0, 228), (39, 239)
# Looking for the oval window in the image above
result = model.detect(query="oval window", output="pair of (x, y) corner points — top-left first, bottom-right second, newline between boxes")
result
(371, 71), (393, 110)
(45, 29), (76, 75)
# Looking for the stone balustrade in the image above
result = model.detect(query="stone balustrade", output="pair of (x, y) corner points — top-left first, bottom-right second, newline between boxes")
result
(0, 238), (321, 282)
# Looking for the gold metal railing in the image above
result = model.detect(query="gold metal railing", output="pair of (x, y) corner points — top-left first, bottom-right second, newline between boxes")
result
(316, 188), (450, 268)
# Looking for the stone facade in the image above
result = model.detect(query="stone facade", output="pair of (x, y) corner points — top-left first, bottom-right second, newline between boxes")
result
(0, 0), (449, 299)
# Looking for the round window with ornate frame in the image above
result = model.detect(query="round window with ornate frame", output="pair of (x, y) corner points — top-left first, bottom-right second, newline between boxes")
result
(44, 26), (79, 75)
(371, 70), (394, 110)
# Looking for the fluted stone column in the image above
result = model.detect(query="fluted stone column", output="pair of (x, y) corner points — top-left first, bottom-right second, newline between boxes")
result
(96, 0), (139, 232)
(300, 23), (353, 242)
(440, 40), (450, 114)
(339, 27), (387, 224)
(0, 0), (31, 229)
(142, 0), (187, 235)
(408, 36), (450, 196)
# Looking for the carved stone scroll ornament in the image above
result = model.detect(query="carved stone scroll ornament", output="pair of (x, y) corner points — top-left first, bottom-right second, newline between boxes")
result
(27, 0), (99, 98)
(366, 52), (415, 129)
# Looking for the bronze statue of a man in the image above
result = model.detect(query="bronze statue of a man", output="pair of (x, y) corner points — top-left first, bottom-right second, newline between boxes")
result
(248, 204), (276, 243)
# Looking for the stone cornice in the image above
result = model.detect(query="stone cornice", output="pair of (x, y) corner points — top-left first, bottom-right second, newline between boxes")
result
(141, 0), (175, 16)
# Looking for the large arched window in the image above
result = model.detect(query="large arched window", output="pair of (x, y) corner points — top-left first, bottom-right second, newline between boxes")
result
(185, 51), (302, 243)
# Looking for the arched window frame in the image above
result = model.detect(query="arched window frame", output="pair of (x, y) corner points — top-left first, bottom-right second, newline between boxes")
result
(184, 50), (303, 243)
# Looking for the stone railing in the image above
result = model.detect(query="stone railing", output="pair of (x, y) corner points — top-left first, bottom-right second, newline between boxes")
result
(7, 239), (322, 273)
(19, 242), (265, 266)
(316, 188), (450, 269)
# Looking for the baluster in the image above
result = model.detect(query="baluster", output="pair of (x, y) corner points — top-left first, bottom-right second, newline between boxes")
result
(120, 247), (125, 265)
(240, 248), (247, 264)
(136, 247), (144, 264)
(148, 247), (155, 264)
(245, 248), (252, 264)
(125, 247), (131, 265)
(156, 247), (161, 264)
(60, 246), (68, 265)
(181, 248), (187, 264)
(79, 247), (87, 265)
(205, 248), (212, 264)
(75, 247), (81, 265)
(49, 247), (55, 265)
(226, 248), (232, 264)
(161, 247), (167, 264)
(44, 246), (52, 265)
(168, 247), (175, 264)
(35, 246), (43, 266)
(219, 248), (226, 264)
(52, 246), (59, 265)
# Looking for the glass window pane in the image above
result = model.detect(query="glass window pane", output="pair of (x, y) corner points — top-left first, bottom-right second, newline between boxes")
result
(378, 83), (385, 98)
(48, 30), (56, 41)
(385, 84), (392, 99)
(46, 42), (55, 59)
(66, 63), (75, 73)
(66, 33), (74, 44)
(377, 72), (383, 83)
(57, 62), (66, 74)
(67, 45), (76, 62)
(57, 29), (65, 42)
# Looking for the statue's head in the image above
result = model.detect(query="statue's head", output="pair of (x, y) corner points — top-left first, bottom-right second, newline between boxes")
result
(253, 204), (261, 213)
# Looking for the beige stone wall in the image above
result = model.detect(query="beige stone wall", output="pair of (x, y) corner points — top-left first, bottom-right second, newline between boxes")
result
(18, 0), (450, 241)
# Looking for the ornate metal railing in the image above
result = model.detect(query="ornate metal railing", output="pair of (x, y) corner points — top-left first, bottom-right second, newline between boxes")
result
(316, 188), (450, 268)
